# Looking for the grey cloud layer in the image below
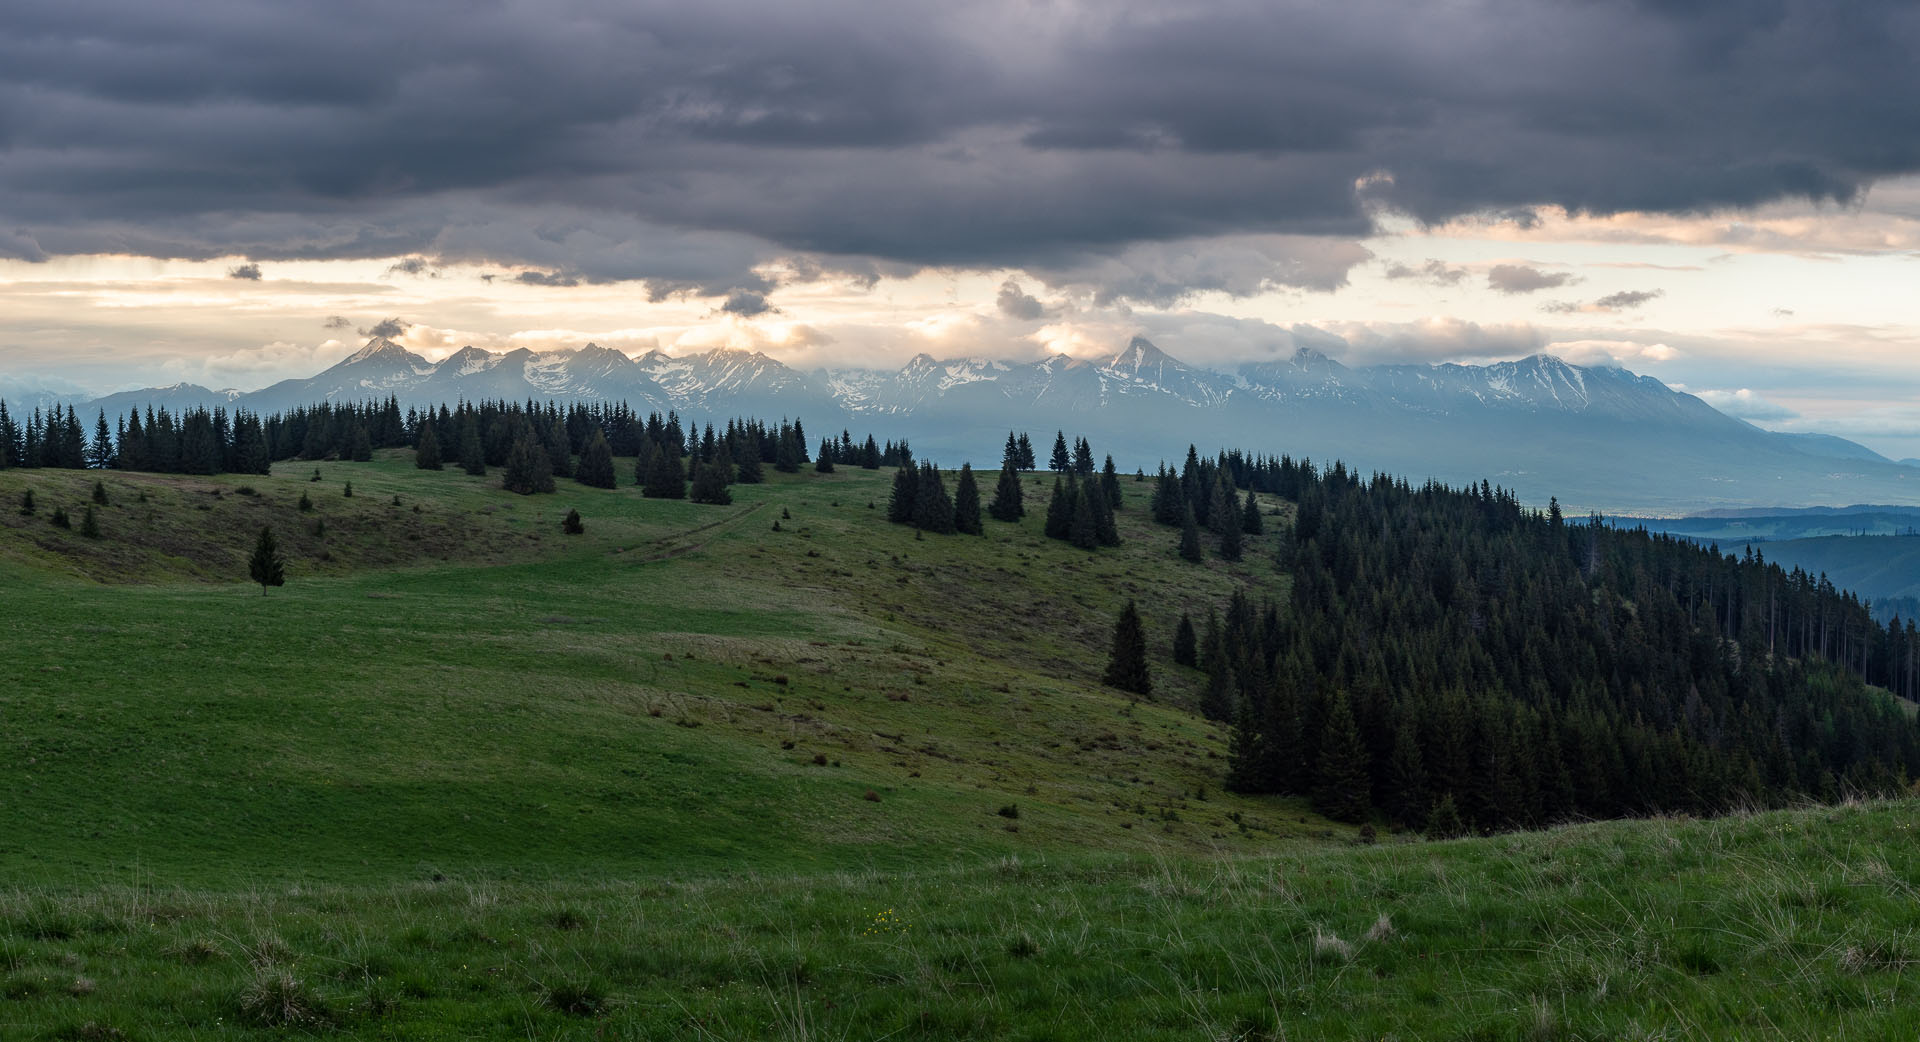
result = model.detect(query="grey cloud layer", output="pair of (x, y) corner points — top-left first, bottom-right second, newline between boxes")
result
(3, 0), (1917, 299)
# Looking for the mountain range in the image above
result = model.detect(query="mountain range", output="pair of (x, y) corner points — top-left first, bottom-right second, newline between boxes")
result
(33, 336), (1920, 515)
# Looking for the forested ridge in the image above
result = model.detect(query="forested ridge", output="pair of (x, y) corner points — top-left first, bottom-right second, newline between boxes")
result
(1165, 452), (1920, 833)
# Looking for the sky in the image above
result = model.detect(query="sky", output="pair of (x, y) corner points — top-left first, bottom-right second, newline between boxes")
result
(3, 1), (1920, 455)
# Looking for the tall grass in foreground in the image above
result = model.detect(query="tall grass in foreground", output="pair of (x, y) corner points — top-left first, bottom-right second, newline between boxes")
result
(2, 800), (1916, 1040)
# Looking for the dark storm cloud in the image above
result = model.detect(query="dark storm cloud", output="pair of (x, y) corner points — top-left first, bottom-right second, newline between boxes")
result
(227, 262), (262, 281)
(1487, 264), (1576, 294)
(996, 279), (1047, 321)
(3, 0), (1918, 297)
(1384, 259), (1469, 286)
(719, 290), (775, 317)
(322, 315), (351, 329)
(515, 270), (582, 288)
(360, 318), (410, 338)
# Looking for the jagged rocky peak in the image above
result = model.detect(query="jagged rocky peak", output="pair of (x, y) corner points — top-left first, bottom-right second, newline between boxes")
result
(1109, 335), (1182, 370)
(340, 336), (416, 365)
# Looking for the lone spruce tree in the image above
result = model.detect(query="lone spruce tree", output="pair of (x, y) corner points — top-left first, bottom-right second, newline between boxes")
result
(988, 465), (1024, 522)
(414, 420), (443, 470)
(249, 525), (286, 595)
(953, 463), (983, 535)
(689, 460), (732, 505)
(1102, 599), (1151, 696)
(1173, 613), (1198, 667)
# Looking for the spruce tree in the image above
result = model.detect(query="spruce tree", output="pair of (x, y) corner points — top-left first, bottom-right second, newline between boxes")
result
(249, 525), (285, 595)
(1313, 692), (1372, 823)
(502, 428), (556, 494)
(415, 421), (443, 470)
(887, 465), (919, 524)
(1016, 433), (1036, 471)
(91, 480), (108, 506)
(1043, 478), (1070, 539)
(18, 489), (34, 516)
(562, 508), (584, 534)
(1385, 720), (1429, 827)
(1090, 478), (1119, 547)
(543, 420), (573, 478)
(1226, 697), (1264, 792)
(1001, 432), (1021, 472)
(988, 465), (1024, 522)
(690, 461), (733, 505)
(912, 462), (957, 534)
(1208, 473), (1236, 536)
(1100, 455), (1122, 509)
(815, 440), (835, 473)
(576, 429), (616, 489)
(1178, 504), (1204, 562)
(50, 505), (70, 529)
(735, 437), (764, 484)
(458, 414), (485, 476)
(1102, 600), (1152, 695)
(1073, 437), (1094, 476)
(953, 463), (983, 535)
(1049, 431), (1070, 472)
(1173, 614), (1197, 668)
(1425, 794), (1468, 839)
(1069, 482), (1099, 550)
(644, 445), (686, 499)
(1219, 515), (1243, 561)
(1242, 489), (1263, 535)
(80, 504), (100, 539)
(634, 439), (658, 487)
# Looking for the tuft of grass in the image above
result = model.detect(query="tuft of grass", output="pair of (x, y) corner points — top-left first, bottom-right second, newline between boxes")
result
(238, 967), (329, 1028)
(540, 976), (610, 1017)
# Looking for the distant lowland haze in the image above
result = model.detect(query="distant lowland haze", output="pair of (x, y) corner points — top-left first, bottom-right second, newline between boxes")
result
(4, 2), (1920, 458)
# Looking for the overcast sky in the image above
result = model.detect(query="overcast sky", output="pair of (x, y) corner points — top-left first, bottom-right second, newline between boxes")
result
(4, 1), (1920, 454)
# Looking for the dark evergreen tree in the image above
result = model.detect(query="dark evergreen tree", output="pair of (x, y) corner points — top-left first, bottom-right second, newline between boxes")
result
(50, 505), (70, 529)
(1043, 478), (1071, 539)
(1178, 504), (1204, 562)
(458, 414), (485, 476)
(576, 429), (616, 489)
(562, 508), (584, 534)
(643, 445), (687, 499)
(1313, 692), (1372, 823)
(1100, 455), (1122, 509)
(1384, 720), (1429, 827)
(735, 435), (764, 484)
(1425, 794), (1468, 839)
(1072, 436), (1094, 476)
(1102, 600), (1152, 695)
(1219, 514), (1243, 561)
(815, 440), (836, 473)
(1016, 433), (1036, 471)
(1069, 482), (1099, 550)
(18, 489), (33, 516)
(953, 463), (982, 535)
(91, 480), (108, 506)
(502, 428), (556, 494)
(1173, 614), (1198, 667)
(912, 462), (957, 534)
(690, 461), (733, 505)
(888, 465), (919, 524)
(415, 420), (445, 472)
(1242, 488), (1263, 535)
(249, 525), (286, 595)
(88, 411), (114, 469)
(1049, 431), (1070, 472)
(80, 504), (100, 539)
(988, 465), (1025, 522)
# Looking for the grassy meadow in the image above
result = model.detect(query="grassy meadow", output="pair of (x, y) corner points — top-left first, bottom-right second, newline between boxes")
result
(0, 450), (1915, 1038)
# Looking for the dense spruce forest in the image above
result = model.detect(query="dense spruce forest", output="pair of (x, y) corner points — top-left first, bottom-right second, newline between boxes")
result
(1144, 450), (1920, 833)
(8, 394), (1920, 841)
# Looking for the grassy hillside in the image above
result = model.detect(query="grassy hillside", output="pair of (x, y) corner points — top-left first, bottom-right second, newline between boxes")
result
(0, 453), (1314, 887)
(4, 453), (1918, 1038)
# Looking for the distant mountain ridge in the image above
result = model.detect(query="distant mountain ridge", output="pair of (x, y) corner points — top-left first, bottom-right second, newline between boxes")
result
(16, 335), (1920, 514)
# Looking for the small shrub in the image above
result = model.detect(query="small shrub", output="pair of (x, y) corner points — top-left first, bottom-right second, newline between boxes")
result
(309, 468), (321, 482)
(236, 485), (257, 496)
(548, 908), (587, 931)
(343, 481), (353, 498)
(166, 937), (225, 964)
(390, 494), (401, 506)
(997, 804), (1020, 819)
(863, 789), (881, 802)
(1007, 933), (1039, 959)
(541, 977), (609, 1017)
(811, 752), (828, 765)
(80, 505), (101, 539)
(298, 492), (313, 512)
(562, 508), (584, 534)
(91, 480), (108, 505)
(238, 968), (329, 1028)
(50, 506), (71, 529)
(18, 489), (35, 515)
(781, 507), (791, 519)
(772, 520), (782, 531)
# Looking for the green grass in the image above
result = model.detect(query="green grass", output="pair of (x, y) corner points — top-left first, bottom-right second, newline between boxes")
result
(2, 453), (1916, 1037)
